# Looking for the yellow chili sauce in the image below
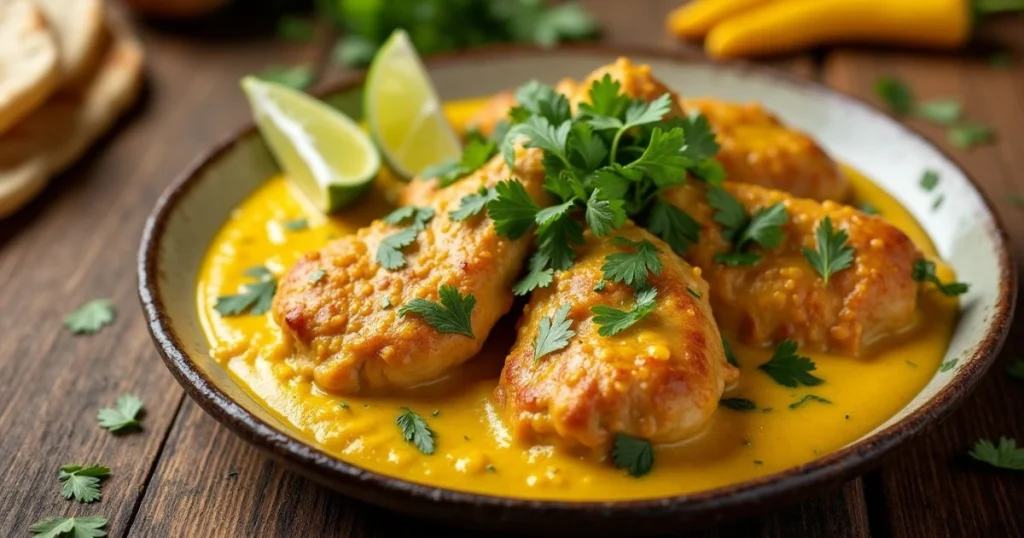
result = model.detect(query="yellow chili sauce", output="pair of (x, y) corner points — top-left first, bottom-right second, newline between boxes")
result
(196, 98), (959, 501)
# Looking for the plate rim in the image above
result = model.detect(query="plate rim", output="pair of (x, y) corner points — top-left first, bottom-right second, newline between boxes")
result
(137, 43), (1016, 523)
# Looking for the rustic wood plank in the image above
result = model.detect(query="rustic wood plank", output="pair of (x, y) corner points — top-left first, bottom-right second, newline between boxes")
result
(0, 7), (326, 537)
(824, 17), (1024, 538)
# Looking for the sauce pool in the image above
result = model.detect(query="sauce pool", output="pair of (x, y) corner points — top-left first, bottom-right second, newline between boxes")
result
(195, 98), (959, 501)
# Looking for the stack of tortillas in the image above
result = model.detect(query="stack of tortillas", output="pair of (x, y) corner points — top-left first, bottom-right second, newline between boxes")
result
(0, 0), (144, 217)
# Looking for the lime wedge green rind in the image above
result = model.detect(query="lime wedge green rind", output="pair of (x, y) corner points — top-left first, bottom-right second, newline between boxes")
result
(241, 76), (380, 213)
(365, 29), (462, 180)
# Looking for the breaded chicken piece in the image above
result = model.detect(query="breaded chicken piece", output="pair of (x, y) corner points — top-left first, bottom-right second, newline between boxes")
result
(495, 223), (738, 449)
(273, 148), (548, 394)
(663, 182), (920, 356)
(465, 59), (849, 202)
(681, 98), (851, 202)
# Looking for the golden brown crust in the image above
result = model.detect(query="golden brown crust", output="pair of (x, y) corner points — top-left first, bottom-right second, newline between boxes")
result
(662, 181), (920, 356)
(681, 98), (851, 202)
(495, 222), (737, 449)
(272, 149), (548, 394)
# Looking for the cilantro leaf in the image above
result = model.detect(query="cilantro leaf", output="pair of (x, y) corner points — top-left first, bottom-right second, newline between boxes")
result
(214, 267), (277, 316)
(1007, 360), (1024, 381)
(64, 300), (116, 335)
(875, 75), (914, 114)
(920, 169), (940, 191)
(30, 516), (108, 538)
(707, 186), (747, 238)
(608, 94), (673, 162)
(585, 188), (627, 237)
(625, 127), (689, 188)
(536, 211), (584, 270)
(758, 340), (824, 388)
(788, 394), (832, 409)
(948, 122), (995, 149)
(678, 112), (720, 161)
(512, 80), (571, 125)
(58, 465), (110, 503)
(601, 237), (663, 289)
(802, 216), (855, 285)
(423, 138), (498, 187)
(915, 99), (962, 125)
(940, 358), (958, 372)
(513, 251), (554, 296)
(97, 394), (144, 433)
(969, 437), (1024, 470)
(912, 259), (969, 296)
(450, 187), (497, 221)
(398, 285), (476, 338)
(610, 433), (654, 477)
(533, 304), (575, 361)
(578, 74), (629, 119)
(568, 121), (608, 170)
(382, 205), (434, 229)
(738, 203), (788, 250)
(645, 198), (700, 256)
(396, 408), (435, 455)
(591, 286), (658, 337)
(376, 228), (419, 270)
(487, 180), (541, 239)
(720, 398), (756, 412)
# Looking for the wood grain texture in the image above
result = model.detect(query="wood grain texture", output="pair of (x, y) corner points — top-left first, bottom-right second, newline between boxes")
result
(0, 5), (327, 537)
(824, 16), (1024, 538)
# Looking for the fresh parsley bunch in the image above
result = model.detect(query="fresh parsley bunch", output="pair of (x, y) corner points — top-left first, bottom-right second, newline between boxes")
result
(471, 75), (720, 295)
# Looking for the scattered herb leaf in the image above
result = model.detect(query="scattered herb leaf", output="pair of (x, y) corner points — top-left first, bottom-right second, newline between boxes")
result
(398, 285), (476, 338)
(58, 465), (110, 504)
(759, 340), (824, 388)
(920, 170), (940, 191)
(912, 259), (969, 296)
(858, 202), (880, 215)
(396, 408), (435, 455)
(376, 228), (420, 270)
(283, 218), (309, 231)
(29, 516), (108, 538)
(875, 75), (914, 114)
(915, 100), (962, 125)
(451, 187), (498, 221)
(533, 304), (575, 361)
(214, 267), (277, 316)
(610, 433), (654, 477)
(802, 216), (855, 285)
(97, 394), (144, 433)
(308, 269), (326, 284)
(969, 437), (1024, 470)
(940, 359), (958, 372)
(723, 337), (738, 367)
(788, 394), (832, 409)
(591, 286), (657, 337)
(720, 398), (756, 412)
(948, 122), (995, 149)
(601, 237), (663, 289)
(686, 287), (701, 299)
(65, 300), (116, 335)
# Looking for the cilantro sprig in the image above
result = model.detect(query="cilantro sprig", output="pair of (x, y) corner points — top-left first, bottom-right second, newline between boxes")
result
(591, 286), (657, 337)
(214, 266), (277, 317)
(482, 75), (715, 295)
(377, 206), (435, 270)
(969, 437), (1024, 471)
(758, 340), (824, 388)
(803, 216), (855, 285)
(912, 259), (969, 297)
(533, 304), (575, 361)
(708, 187), (788, 266)
(610, 433), (654, 477)
(398, 285), (476, 338)
(396, 408), (435, 455)
(58, 465), (110, 503)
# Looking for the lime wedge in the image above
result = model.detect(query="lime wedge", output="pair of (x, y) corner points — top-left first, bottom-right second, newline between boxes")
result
(365, 29), (461, 180)
(241, 76), (380, 213)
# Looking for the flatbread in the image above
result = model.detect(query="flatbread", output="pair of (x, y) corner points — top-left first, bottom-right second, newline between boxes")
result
(32, 0), (107, 85)
(0, 11), (144, 218)
(0, 0), (60, 136)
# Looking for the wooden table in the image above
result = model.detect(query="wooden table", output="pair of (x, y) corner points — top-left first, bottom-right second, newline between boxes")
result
(2, 2), (1021, 536)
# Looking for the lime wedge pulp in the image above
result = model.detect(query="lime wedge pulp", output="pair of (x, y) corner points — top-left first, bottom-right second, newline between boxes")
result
(241, 76), (380, 213)
(365, 29), (462, 180)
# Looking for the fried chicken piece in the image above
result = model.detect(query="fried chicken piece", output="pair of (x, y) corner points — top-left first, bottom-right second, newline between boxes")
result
(681, 98), (851, 202)
(663, 182), (920, 356)
(495, 223), (738, 449)
(465, 59), (849, 202)
(273, 148), (548, 394)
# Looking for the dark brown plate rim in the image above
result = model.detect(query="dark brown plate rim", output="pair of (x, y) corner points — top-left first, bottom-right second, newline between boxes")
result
(138, 43), (1016, 524)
